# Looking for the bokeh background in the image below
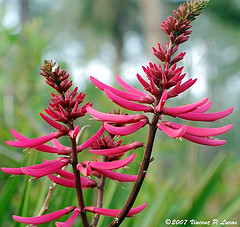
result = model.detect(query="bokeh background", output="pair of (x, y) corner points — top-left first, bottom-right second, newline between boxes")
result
(0, 0), (239, 226)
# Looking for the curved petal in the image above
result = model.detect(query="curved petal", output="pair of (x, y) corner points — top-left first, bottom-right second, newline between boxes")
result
(170, 122), (233, 137)
(103, 119), (148, 136)
(97, 169), (138, 182)
(13, 206), (76, 225)
(182, 134), (227, 146)
(84, 203), (147, 217)
(155, 89), (168, 112)
(86, 106), (148, 124)
(115, 75), (154, 103)
(6, 131), (64, 148)
(55, 207), (81, 227)
(48, 174), (97, 188)
(176, 107), (234, 121)
(104, 89), (153, 112)
(157, 122), (187, 138)
(85, 153), (136, 170)
(21, 158), (69, 178)
(1, 167), (25, 175)
(90, 76), (147, 103)
(89, 141), (144, 156)
(77, 126), (105, 151)
(40, 113), (67, 131)
(162, 98), (208, 115)
(57, 169), (74, 179)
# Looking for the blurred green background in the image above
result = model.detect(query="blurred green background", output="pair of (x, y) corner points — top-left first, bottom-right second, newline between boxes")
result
(0, 0), (239, 226)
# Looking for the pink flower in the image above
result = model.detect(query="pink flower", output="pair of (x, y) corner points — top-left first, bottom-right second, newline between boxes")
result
(103, 119), (148, 136)
(77, 153), (136, 177)
(2, 158), (69, 178)
(89, 141), (144, 156)
(90, 76), (154, 104)
(6, 130), (66, 148)
(158, 121), (233, 146)
(95, 169), (138, 182)
(47, 173), (97, 189)
(84, 203), (147, 217)
(13, 206), (76, 225)
(55, 207), (81, 227)
(86, 106), (148, 124)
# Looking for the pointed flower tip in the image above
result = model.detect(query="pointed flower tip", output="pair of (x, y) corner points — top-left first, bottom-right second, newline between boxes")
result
(6, 131), (63, 148)
(1, 167), (25, 175)
(55, 207), (81, 227)
(68, 125), (80, 138)
(103, 119), (148, 136)
(158, 122), (187, 138)
(12, 206), (76, 225)
(84, 203), (147, 217)
(21, 158), (69, 178)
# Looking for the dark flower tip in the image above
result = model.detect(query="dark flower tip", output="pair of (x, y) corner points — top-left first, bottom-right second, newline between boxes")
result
(40, 60), (72, 94)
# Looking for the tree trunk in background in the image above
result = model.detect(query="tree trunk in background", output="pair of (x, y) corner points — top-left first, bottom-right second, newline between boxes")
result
(20, 0), (29, 24)
(140, 0), (168, 60)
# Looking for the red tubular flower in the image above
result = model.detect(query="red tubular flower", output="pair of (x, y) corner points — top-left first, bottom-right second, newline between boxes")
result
(13, 206), (76, 225)
(2, 158), (70, 178)
(90, 76), (154, 104)
(89, 141), (144, 156)
(158, 121), (233, 146)
(84, 203), (147, 217)
(55, 207), (81, 227)
(79, 153), (136, 172)
(21, 158), (70, 178)
(86, 106), (148, 124)
(47, 174), (97, 189)
(77, 126), (105, 151)
(104, 89), (153, 112)
(103, 119), (148, 136)
(95, 169), (138, 182)
(6, 131), (65, 148)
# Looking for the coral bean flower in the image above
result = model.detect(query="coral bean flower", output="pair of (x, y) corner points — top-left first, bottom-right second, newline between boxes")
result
(12, 206), (76, 225)
(89, 75), (233, 146)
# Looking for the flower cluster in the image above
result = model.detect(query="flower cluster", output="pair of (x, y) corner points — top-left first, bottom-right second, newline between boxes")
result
(1, 1), (234, 227)
(1, 60), (146, 226)
(88, 0), (233, 148)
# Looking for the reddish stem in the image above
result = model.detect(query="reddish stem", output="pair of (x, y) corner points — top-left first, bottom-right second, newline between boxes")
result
(108, 112), (160, 227)
(69, 123), (90, 227)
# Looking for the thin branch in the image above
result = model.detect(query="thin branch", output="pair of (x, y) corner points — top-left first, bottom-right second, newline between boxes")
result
(69, 123), (90, 227)
(91, 156), (107, 227)
(108, 113), (159, 227)
(37, 181), (57, 216)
